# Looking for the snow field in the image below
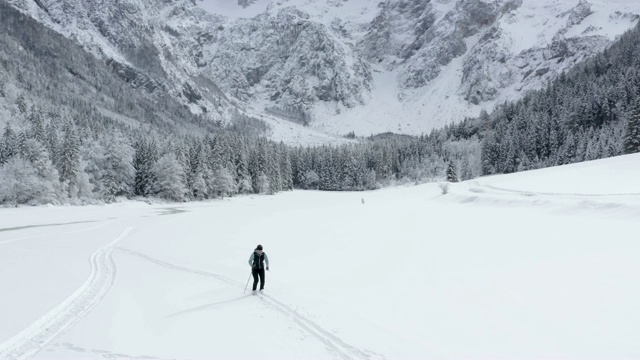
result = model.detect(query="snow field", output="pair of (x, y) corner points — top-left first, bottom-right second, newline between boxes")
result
(0, 154), (639, 359)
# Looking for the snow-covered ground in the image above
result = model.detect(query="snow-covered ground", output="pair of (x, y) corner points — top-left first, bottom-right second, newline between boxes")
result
(246, 106), (357, 146)
(1, 154), (639, 359)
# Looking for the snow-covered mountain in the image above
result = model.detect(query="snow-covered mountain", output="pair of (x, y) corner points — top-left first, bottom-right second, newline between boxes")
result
(7, 0), (234, 117)
(7, 0), (640, 139)
(200, 0), (640, 136)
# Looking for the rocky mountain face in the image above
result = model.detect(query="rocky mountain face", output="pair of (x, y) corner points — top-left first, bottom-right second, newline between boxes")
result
(7, 0), (234, 120)
(209, 7), (372, 112)
(360, 0), (518, 92)
(350, 0), (639, 130)
(6, 0), (640, 137)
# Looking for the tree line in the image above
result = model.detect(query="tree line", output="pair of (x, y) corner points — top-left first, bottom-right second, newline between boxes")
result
(446, 22), (640, 174)
(0, 2), (639, 206)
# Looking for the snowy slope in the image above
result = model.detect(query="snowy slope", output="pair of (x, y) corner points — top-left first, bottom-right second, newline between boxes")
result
(7, 0), (639, 143)
(198, 0), (640, 136)
(1, 153), (639, 359)
(199, 0), (382, 24)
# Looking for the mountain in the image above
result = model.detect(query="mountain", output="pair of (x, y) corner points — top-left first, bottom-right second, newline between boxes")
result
(5, 0), (640, 141)
(0, 0), (217, 137)
(7, 0), (232, 117)
(199, 0), (640, 136)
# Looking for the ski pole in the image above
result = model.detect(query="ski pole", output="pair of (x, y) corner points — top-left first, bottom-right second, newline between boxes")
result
(243, 271), (252, 293)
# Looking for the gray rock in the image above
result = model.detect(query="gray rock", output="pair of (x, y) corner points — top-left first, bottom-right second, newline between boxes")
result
(208, 8), (372, 110)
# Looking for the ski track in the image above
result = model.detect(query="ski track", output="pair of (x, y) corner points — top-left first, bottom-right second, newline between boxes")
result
(259, 294), (384, 360)
(119, 247), (382, 360)
(0, 219), (120, 246)
(0, 227), (135, 360)
(0, 220), (98, 233)
(473, 182), (640, 197)
(457, 182), (640, 213)
(116, 247), (238, 286)
(51, 342), (174, 360)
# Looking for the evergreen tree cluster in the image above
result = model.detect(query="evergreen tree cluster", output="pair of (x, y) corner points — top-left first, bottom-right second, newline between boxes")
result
(2, 56), (487, 206)
(624, 99), (640, 154)
(0, 105), (299, 205)
(0, 102), (477, 205)
(446, 23), (640, 175)
(290, 133), (480, 190)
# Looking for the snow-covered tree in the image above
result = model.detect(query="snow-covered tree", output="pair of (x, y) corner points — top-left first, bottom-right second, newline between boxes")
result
(101, 170), (118, 203)
(134, 139), (157, 197)
(301, 170), (320, 189)
(21, 138), (61, 203)
(257, 172), (270, 194)
(0, 157), (54, 205)
(235, 148), (252, 194)
(213, 167), (237, 198)
(58, 122), (81, 197)
(15, 93), (27, 115)
(446, 160), (458, 182)
(1, 125), (17, 165)
(153, 153), (186, 201)
(624, 99), (640, 154)
(104, 133), (135, 197)
(70, 162), (94, 200)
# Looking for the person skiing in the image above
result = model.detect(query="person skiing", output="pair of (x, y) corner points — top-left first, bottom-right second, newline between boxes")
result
(248, 244), (269, 295)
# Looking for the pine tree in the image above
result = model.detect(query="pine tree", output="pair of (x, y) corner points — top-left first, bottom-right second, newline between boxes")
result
(104, 133), (135, 197)
(279, 143), (293, 191)
(270, 144), (283, 193)
(0, 73), (5, 98)
(1, 125), (17, 165)
(15, 94), (28, 115)
(31, 111), (46, 143)
(446, 160), (458, 182)
(191, 168), (210, 200)
(460, 157), (472, 181)
(0, 157), (52, 205)
(101, 170), (118, 203)
(186, 141), (205, 199)
(623, 99), (640, 154)
(59, 122), (81, 196)
(257, 172), (270, 194)
(213, 167), (236, 198)
(45, 122), (59, 165)
(152, 153), (186, 201)
(234, 147), (252, 194)
(21, 138), (61, 203)
(133, 139), (157, 197)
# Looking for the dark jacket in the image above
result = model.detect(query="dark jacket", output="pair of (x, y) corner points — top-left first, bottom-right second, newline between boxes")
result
(248, 251), (269, 269)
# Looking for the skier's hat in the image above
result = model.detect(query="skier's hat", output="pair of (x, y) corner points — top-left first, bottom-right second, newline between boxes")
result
(256, 244), (263, 251)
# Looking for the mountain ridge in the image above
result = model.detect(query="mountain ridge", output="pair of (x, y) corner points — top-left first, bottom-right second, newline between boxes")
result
(6, 0), (640, 141)
(201, 0), (640, 136)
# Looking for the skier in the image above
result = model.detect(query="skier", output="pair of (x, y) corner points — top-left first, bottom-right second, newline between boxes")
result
(248, 244), (269, 295)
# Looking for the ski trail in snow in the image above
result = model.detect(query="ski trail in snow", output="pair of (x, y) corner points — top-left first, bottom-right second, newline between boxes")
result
(0, 219), (119, 246)
(116, 247), (238, 286)
(52, 342), (172, 360)
(118, 248), (381, 360)
(166, 295), (254, 318)
(453, 182), (640, 213)
(473, 182), (640, 197)
(0, 227), (135, 360)
(260, 295), (385, 360)
(0, 220), (98, 233)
